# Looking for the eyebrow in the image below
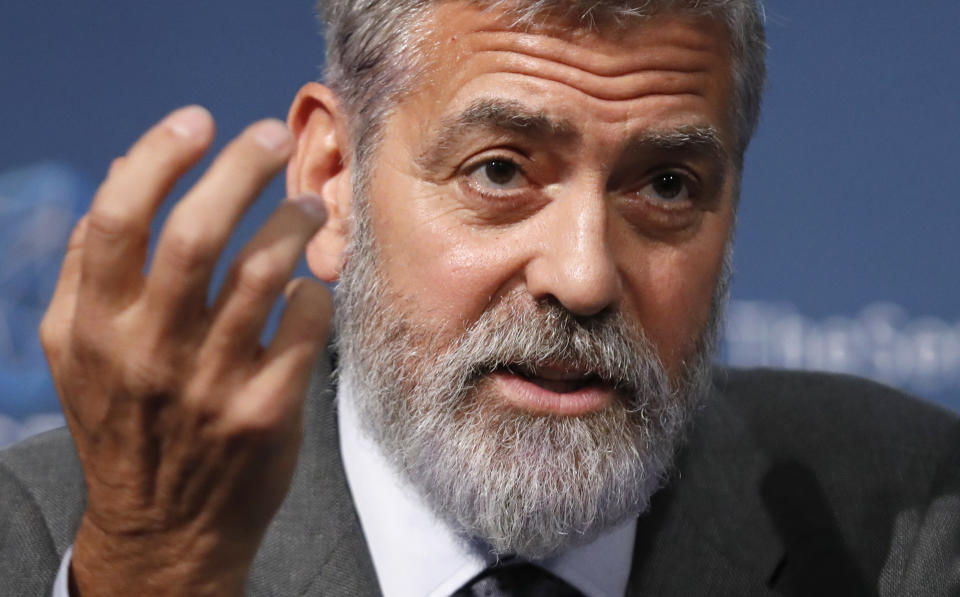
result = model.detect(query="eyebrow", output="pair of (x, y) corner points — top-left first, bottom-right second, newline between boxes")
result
(416, 98), (729, 174)
(417, 98), (577, 171)
(622, 126), (729, 170)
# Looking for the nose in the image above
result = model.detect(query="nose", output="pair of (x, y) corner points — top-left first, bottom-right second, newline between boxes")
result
(524, 195), (622, 317)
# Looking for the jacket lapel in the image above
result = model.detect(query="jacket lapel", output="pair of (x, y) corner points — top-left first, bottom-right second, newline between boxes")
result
(247, 352), (381, 596)
(625, 376), (785, 596)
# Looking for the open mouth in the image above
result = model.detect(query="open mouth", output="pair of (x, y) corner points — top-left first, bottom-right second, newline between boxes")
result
(504, 364), (603, 394)
(491, 363), (614, 416)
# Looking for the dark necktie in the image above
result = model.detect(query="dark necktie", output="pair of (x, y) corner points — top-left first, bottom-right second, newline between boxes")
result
(452, 561), (587, 597)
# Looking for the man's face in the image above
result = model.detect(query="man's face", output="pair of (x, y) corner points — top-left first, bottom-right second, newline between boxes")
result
(333, 3), (737, 556)
(365, 4), (736, 400)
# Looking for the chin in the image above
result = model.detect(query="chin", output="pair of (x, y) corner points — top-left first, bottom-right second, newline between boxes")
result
(389, 376), (690, 559)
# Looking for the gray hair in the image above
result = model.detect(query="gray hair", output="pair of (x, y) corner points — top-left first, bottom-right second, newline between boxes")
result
(319, 0), (766, 176)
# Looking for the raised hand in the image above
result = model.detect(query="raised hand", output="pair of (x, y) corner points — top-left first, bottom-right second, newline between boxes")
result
(38, 106), (332, 596)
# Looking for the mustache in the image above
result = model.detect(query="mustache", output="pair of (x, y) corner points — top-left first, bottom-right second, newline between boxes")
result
(439, 298), (669, 396)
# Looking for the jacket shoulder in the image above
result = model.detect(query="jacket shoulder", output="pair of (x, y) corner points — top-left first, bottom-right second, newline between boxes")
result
(694, 368), (960, 593)
(0, 427), (86, 554)
(714, 367), (958, 459)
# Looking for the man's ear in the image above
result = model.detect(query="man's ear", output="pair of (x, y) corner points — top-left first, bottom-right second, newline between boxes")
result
(287, 82), (352, 283)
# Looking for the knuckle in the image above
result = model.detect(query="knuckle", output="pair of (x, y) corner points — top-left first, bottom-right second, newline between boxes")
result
(122, 350), (179, 396)
(120, 333), (188, 394)
(38, 315), (60, 348)
(38, 316), (64, 358)
(160, 224), (216, 272)
(87, 205), (137, 242)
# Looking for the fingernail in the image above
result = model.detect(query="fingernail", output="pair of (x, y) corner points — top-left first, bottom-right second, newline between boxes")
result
(252, 119), (293, 152)
(290, 194), (327, 222)
(164, 105), (211, 138)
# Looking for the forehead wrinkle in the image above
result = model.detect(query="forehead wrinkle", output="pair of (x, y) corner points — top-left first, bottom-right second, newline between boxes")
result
(464, 49), (718, 103)
(467, 27), (726, 79)
(416, 98), (578, 171)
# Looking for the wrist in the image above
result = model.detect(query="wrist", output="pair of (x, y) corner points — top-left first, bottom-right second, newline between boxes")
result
(70, 515), (253, 597)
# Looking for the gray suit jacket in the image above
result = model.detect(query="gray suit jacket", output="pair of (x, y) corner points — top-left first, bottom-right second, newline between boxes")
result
(2, 357), (959, 596)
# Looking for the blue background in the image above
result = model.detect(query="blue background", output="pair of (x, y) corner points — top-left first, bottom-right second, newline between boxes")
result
(1, 1), (958, 446)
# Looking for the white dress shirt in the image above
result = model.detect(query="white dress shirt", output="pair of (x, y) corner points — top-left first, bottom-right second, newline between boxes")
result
(52, 378), (637, 597)
(53, 545), (71, 597)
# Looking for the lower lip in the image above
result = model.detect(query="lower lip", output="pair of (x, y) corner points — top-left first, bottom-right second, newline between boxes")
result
(491, 371), (614, 416)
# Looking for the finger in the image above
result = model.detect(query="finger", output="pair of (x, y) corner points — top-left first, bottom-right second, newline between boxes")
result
(80, 106), (214, 302)
(39, 216), (89, 357)
(145, 119), (294, 325)
(201, 196), (327, 365)
(108, 157), (125, 175)
(267, 278), (333, 364)
(49, 216), (89, 313)
(244, 277), (332, 422)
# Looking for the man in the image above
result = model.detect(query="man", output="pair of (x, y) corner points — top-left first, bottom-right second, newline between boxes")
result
(1, 0), (958, 595)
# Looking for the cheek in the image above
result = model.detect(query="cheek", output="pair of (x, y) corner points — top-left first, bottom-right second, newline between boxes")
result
(620, 213), (731, 372)
(367, 178), (528, 334)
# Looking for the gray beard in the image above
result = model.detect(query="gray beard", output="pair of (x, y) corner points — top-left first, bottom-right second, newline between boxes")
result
(334, 201), (728, 559)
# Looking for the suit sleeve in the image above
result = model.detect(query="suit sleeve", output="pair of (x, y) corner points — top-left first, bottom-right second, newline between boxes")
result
(0, 461), (65, 596)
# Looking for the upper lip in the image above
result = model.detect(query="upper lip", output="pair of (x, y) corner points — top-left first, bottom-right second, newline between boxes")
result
(509, 363), (597, 382)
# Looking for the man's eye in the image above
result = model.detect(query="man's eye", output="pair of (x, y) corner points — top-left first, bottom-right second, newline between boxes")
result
(643, 172), (691, 202)
(467, 159), (526, 191)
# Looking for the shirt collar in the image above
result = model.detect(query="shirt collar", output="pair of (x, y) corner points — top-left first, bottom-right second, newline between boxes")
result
(337, 377), (637, 597)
